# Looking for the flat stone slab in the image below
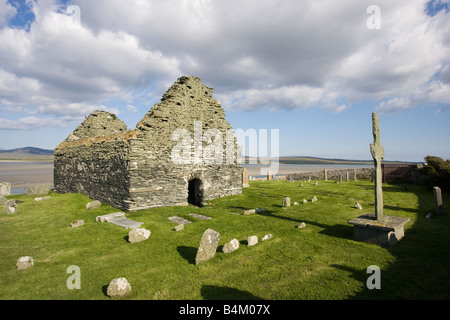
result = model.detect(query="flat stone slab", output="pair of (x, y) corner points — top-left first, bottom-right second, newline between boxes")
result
(188, 213), (212, 220)
(348, 213), (410, 247)
(107, 217), (143, 230)
(348, 214), (410, 231)
(96, 212), (126, 223)
(168, 216), (192, 225)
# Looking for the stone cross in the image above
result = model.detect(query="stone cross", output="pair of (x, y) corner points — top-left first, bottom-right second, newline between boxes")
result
(370, 112), (385, 221)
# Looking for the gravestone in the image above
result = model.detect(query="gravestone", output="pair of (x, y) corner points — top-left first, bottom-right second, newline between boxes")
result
(107, 277), (132, 298)
(70, 220), (84, 228)
(243, 208), (265, 215)
(4, 200), (17, 214)
(86, 200), (102, 210)
(346, 172), (349, 182)
(267, 170), (272, 181)
(248, 235), (258, 246)
(262, 234), (273, 241)
(297, 222), (306, 229)
(26, 184), (51, 196)
(96, 212), (125, 222)
(324, 170), (328, 181)
(195, 228), (220, 265)
(242, 168), (249, 188)
(339, 174), (342, 183)
(223, 239), (239, 253)
(354, 168), (357, 181)
(311, 195), (318, 202)
(17, 256), (34, 270)
(128, 228), (151, 243)
(96, 212), (143, 229)
(355, 202), (363, 210)
(433, 186), (443, 214)
(108, 217), (144, 230)
(0, 182), (11, 196)
(289, 175), (294, 183)
(34, 196), (51, 202)
(282, 197), (291, 207)
(168, 216), (192, 224)
(188, 213), (212, 220)
(349, 113), (410, 247)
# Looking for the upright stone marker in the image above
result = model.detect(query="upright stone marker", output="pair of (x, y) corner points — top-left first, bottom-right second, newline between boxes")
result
(0, 182), (11, 196)
(242, 168), (249, 188)
(282, 197), (291, 207)
(324, 170), (328, 181)
(348, 113), (410, 247)
(267, 170), (272, 181)
(195, 228), (220, 265)
(433, 186), (443, 214)
(354, 168), (357, 181)
(370, 112), (384, 221)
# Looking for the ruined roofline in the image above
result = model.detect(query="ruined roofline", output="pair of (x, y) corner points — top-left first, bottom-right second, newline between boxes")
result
(56, 76), (225, 150)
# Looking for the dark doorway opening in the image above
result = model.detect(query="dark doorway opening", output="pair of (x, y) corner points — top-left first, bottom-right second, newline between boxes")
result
(188, 178), (203, 207)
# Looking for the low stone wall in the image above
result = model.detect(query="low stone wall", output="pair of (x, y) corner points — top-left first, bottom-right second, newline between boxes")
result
(250, 168), (373, 181)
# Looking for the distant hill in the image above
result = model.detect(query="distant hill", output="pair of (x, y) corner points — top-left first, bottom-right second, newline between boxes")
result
(0, 147), (54, 160)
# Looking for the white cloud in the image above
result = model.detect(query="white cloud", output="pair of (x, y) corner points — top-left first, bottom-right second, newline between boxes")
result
(0, 0), (449, 123)
(0, 116), (66, 130)
(0, 0), (16, 26)
(126, 105), (138, 113)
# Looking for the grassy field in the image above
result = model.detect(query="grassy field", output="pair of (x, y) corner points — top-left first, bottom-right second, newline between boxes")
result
(1, 179), (449, 300)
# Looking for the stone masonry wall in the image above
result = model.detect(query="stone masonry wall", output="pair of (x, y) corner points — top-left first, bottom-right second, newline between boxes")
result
(126, 76), (242, 211)
(54, 76), (243, 212)
(53, 111), (132, 211)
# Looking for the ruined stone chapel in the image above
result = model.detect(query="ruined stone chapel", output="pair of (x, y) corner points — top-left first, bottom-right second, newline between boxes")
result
(53, 76), (243, 212)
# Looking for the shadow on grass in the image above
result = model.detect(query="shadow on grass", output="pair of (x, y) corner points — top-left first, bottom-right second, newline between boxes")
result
(344, 183), (450, 299)
(256, 209), (330, 230)
(201, 285), (264, 300)
(177, 246), (197, 265)
(319, 224), (354, 240)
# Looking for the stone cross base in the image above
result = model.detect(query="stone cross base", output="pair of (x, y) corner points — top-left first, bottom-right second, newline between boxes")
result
(348, 214), (410, 247)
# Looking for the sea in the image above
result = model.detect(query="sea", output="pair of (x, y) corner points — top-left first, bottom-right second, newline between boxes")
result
(0, 161), (373, 194)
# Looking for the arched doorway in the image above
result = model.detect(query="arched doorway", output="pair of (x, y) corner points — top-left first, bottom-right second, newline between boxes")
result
(188, 178), (203, 207)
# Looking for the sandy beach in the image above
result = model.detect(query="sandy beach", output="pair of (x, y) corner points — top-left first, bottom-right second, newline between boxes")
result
(0, 160), (371, 194)
(0, 161), (54, 193)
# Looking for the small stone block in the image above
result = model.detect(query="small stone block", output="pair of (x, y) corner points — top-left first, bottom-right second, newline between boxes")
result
(248, 235), (258, 246)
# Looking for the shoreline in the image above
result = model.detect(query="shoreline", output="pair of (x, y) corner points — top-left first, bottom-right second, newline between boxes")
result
(1, 161), (372, 194)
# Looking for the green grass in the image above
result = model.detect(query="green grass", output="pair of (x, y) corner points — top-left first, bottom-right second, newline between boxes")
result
(1, 179), (449, 300)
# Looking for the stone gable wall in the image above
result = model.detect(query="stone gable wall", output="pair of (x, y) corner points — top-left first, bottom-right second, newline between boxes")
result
(53, 76), (243, 212)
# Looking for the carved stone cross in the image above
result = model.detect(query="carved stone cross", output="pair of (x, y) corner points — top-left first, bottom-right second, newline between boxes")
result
(370, 112), (384, 221)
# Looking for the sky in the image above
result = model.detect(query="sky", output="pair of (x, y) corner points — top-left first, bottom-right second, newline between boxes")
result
(0, 0), (449, 162)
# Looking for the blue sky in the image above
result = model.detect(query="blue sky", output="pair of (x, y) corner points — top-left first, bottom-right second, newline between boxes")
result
(1, 0), (449, 162)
